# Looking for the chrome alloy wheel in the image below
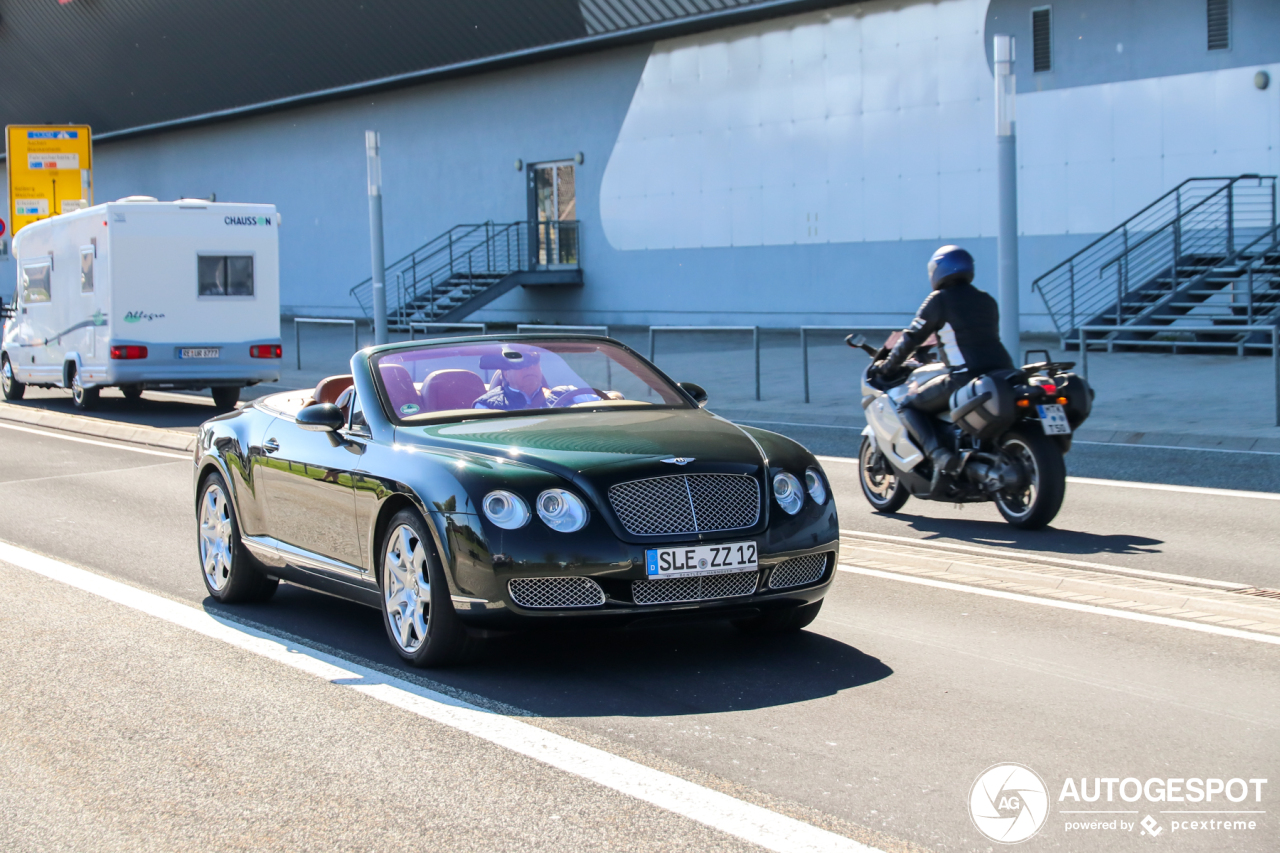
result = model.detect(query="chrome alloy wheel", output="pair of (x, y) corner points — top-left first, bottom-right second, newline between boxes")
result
(995, 436), (1039, 523)
(859, 438), (896, 502)
(199, 483), (235, 591)
(383, 523), (431, 654)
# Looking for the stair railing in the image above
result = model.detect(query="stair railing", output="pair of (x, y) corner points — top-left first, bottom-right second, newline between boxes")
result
(1033, 175), (1276, 339)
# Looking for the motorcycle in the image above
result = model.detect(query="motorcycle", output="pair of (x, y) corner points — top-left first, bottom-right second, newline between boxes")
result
(848, 334), (1094, 529)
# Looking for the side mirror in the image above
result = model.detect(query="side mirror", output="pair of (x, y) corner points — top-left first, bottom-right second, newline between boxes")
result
(678, 381), (708, 408)
(848, 334), (867, 348)
(297, 403), (344, 432)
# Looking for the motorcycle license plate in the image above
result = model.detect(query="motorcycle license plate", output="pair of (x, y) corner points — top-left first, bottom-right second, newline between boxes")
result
(645, 542), (758, 579)
(1037, 404), (1071, 435)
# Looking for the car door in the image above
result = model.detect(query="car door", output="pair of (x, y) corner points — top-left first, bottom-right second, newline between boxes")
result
(13, 258), (57, 382)
(259, 406), (365, 582)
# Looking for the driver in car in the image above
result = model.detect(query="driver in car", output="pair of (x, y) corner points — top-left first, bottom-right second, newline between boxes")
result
(473, 349), (604, 411)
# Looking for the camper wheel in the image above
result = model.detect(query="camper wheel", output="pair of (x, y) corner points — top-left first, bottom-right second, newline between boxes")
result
(68, 364), (100, 411)
(1, 355), (24, 401)
(211, 386), (241, 411)
(121, 384), (144, 401)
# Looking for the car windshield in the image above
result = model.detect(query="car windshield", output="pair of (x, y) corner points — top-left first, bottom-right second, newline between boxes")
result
(370, 339), (689, 422)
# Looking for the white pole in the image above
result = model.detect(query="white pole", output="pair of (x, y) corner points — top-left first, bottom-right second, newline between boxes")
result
(366, 131), (388, 346)
(994, 35), (1021, 360)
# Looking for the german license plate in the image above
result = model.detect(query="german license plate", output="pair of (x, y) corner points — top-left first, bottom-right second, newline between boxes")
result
(179, 348), (220, 359)
(645, 541), (758, 579)
(1037, 404), (1071, 435)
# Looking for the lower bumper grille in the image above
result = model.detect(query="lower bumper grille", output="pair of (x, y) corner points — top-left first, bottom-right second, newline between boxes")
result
(768, 553), (830, 590)
(631, 570), (759, 605)
(508, 577), (605, 609)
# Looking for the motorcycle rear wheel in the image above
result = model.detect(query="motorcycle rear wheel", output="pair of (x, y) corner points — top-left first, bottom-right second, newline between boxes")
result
(859, 435), (910, 513)
(994, 428), (1066, 529)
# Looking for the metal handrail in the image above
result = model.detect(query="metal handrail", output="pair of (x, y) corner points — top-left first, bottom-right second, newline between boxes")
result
(798, 326), (903, 403)
(515, 324), (609, 336)
(1077, 324), (1280, 426)
(294, 317), (359, 370)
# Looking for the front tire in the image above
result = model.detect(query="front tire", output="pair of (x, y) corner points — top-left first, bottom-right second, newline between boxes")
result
(69, 365), (99, 410)
(994, 428), (1067, 530)
(858, 435), (909, 513)
(1, 355), (24, 401)
(733, 599), (824, 635)
(379, 508), (476, 667)
(197, 471), (278, 602)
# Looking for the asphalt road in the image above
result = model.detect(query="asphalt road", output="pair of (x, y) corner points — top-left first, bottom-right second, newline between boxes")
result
(0, 423), (1276, 852)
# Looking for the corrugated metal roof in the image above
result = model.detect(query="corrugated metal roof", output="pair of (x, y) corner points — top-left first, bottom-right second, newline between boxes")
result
(0, 0), (835, 142)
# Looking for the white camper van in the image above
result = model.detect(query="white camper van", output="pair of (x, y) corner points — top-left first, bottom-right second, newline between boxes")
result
(2, 196), (282, 410)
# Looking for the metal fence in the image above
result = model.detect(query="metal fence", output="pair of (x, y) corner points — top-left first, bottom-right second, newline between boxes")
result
(516, 324), (609, 336)
(799, 326), (902, 403)
(293, 318), (359, 370)
(409, 322), (487, 338)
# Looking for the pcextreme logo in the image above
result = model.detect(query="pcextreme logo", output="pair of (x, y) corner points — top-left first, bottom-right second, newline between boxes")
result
(123, 311), (165, 323)
(224, 215), (271, 226)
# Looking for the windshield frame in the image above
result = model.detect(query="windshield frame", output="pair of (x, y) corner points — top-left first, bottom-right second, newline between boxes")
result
(367, 335), (695, 427)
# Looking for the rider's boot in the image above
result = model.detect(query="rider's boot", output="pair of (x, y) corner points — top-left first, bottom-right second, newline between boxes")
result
(899, 407), (956, 497)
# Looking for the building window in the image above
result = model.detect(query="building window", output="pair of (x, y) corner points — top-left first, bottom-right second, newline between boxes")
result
(1207, 0), (1230, 50)
(198, 255), (254, 296)
(1031, 7), (1052, 72)
(80, 247), (95, 293)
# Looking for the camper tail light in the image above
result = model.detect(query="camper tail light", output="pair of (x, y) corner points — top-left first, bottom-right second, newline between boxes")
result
(250, 344), (282, 359)
(109, 345), (148, 360)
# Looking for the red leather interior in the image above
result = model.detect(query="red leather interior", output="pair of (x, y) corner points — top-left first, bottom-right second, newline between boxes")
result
(422, 369), (486, 411)
(314, 374), (354, 405)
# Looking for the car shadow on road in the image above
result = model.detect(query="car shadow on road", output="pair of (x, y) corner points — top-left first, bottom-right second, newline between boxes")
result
(5, 389), (217, 431)
(210, 584), (892, 718)
(899, 514), (1164, 557)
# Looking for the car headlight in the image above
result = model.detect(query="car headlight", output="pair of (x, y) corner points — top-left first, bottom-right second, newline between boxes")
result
(772, 471), (804, 515)
(536, 489), (589, 532)
(483, 490), (530, 529)
(805, 467), (828, 505)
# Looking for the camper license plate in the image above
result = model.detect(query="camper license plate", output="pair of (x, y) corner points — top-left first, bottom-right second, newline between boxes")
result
(1037, 404), (1071, 435)
(645, 541), (758, 579)
(179, 348), (220, 359)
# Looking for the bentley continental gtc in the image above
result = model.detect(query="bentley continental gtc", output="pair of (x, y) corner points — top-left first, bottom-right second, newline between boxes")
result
(194, 336), (839, 666)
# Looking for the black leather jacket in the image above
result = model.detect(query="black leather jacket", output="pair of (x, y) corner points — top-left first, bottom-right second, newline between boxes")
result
(884, 281), (1014, 376)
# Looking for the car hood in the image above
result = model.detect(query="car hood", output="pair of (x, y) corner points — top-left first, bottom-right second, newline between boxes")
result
(397, 408), (764, 475)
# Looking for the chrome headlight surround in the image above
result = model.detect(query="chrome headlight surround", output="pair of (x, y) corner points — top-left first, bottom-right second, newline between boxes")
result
(482, 490), (531, 529)
(805, 467), (828, 505)
(772, 471), (805, 515)
(536, 489), (589, 533)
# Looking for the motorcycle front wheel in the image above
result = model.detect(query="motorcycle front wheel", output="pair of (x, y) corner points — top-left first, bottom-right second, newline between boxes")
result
(859, 435), (910, 513)
(994, 428), (1066, 529)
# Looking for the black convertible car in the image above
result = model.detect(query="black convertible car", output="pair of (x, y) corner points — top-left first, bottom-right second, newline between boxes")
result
(194, 335), (839, 665)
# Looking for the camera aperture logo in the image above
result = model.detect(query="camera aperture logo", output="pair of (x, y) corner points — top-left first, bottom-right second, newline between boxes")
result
(970, 763), (1050, 844)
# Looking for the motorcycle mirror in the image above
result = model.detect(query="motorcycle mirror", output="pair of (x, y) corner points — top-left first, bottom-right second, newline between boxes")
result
(846, 334), (867, 348)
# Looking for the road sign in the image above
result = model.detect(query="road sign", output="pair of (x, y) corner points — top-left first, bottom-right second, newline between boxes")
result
(0, 218), (6, 237)
(5, 125), (93, 236)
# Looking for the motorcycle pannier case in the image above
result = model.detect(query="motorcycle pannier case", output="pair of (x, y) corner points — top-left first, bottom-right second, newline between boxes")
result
(1054, 372), (1094, 429)
(949, 370), (1018, 441)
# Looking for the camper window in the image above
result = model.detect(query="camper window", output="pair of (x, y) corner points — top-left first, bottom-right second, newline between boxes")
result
(21, 262), (51, 304)
(198, 255), (254, 297)
(80, 247), (95, 293)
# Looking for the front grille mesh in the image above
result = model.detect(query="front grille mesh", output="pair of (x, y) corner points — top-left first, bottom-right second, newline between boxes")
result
(609, 474), (760, 536)
(632, 570), (759, 605)
(508, 576), (605, 609)
(768, 553), (830, 590)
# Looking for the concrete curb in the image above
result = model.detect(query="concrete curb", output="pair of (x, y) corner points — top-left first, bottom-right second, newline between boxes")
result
(0, 403), (197, 454)
(840, 535), (1280, 630)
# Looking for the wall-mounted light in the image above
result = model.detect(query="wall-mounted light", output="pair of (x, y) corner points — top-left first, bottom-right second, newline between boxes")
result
(574, 152), (585, 165)
(514, 158), (523, 171)
(1256, 71), (1271, 91)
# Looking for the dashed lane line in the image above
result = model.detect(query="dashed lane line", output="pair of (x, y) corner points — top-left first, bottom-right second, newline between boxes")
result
(838, 564), (1280, 646)
(0, 538), (880, 853)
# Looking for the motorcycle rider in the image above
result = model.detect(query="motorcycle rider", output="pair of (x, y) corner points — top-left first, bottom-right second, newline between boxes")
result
(870, 245), (1014, 494)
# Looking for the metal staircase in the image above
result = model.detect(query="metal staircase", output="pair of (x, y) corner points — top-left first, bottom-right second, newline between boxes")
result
(1033, 176), (1280, 353)
(350, 220), (581, 332)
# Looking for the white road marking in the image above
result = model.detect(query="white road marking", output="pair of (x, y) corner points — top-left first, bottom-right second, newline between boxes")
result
(0, 539), (878, 853)
(817, 454), (1280, 500)
(838, 564), (1280, 646)
(839, 528), (1248, 590)
(0, 421), (190, 460)
(1073, 440), (1280, 457)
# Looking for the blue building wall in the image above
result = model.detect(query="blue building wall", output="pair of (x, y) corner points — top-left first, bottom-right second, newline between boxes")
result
(1, 0), (1276, 333)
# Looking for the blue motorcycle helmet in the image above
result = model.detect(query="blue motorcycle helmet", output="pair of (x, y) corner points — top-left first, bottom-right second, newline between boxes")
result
(928, 245), (975, 290)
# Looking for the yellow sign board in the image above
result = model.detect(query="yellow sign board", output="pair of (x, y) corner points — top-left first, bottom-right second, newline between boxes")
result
(5, 125), (94, 235)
